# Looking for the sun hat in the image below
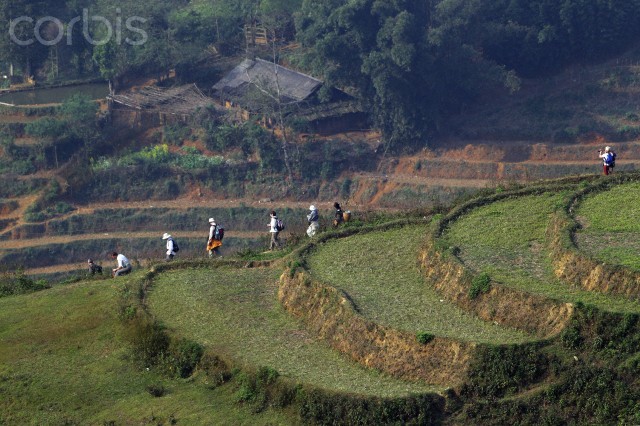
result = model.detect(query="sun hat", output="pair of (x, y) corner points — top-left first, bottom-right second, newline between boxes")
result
(309, 205), (316, 210)
(209, 217), (215, 224)
(162, 233), (171, 240)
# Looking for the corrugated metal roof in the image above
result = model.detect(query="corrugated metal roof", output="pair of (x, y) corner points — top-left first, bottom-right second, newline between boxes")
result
(212, 58), (323, 102)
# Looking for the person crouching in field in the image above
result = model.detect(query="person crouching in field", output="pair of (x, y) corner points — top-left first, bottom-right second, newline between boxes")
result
(598, 146), (616, 175)
(111, 252), (132, 277)
(88, 259), (102, 275)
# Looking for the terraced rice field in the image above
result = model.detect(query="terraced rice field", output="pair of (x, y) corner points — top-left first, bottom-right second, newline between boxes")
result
(0, 277), (292, 425)
(306, 225), (532, 344)
(148, 267), (440, 396)
(442, 192), (640, 313)
(575, 181), (640, 271)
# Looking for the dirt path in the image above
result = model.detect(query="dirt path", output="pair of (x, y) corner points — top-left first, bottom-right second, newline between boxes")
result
(355, 172), (495, 188)
(72, 197), (397, 213)
(0, 115), (39, 123)
(24, 264), (88, 275)
(0, 230), (264, 250)
(0, 194), (38, 221)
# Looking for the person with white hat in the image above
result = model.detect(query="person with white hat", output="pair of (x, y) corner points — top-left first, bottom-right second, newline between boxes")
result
(206, 218), (223, 257)
(162, 233), (175, 261)
(306, 205), (319, 237)
(598, 146), (616, 176)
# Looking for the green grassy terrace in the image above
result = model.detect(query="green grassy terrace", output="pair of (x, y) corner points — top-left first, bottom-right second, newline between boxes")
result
(575, 181), (640, 271)
(442, 192), (640, 313)
(306, 225), (532, 344)
(0, 276), (294, 425)
(148, 267), (440, 396)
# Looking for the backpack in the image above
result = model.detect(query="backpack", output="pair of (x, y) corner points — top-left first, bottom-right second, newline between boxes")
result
(215, 225), (224, 241)
(610, 152), (616, 168)
(276, 218), (285, 231)
(172, 239), (179, 252)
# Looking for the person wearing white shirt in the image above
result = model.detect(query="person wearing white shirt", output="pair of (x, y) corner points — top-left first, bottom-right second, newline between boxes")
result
(206, 217), (222, 257)
(306, 205), (319, 237)
(268, 210), (280, 250)
(598, 146), (616, 176)
(163, 233), (175, 261)
(111, 251), (132, 277)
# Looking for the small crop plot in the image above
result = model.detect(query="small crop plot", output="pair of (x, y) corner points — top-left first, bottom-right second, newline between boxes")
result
(149, 267), (440, 396)
(444, 193), (640, 313)
(575, 181), (640, 271)
(307, 225), (532, 344)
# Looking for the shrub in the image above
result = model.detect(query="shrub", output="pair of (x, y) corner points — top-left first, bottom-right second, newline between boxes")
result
(54, 202), (73, 214)
(200, 353), (233, 387)
(24, 211), (46, 223)
(416, 332), (435, 345)
(340, 178), (352, 199)
(164, 180), (180, 198)
(126, 318), (171, 367)
(146, 384), (166, 397)
(25, 117), (66, 139)
(462, 344), (550, 398)
(561, 324), (583, 350)
(236, 366), (286, 412)
(0, 270), (49, 297)
(469, 273), (491, 299)
(168, 338), (204, 378)
(162, 124), (190, 145)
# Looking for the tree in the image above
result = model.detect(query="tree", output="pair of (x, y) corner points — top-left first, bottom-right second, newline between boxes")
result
(59, 93), (100, 152)
(296, 0), (516, 150)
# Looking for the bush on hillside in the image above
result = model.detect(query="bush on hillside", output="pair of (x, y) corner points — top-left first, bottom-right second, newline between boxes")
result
(469, 273), (492, 300)
(0, 270), (50, 297)
(416, 332), (435, 345)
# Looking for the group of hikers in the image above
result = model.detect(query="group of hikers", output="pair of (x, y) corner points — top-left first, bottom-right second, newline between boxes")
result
(95, 202), (350, 278)
(94, 148), (617, 278)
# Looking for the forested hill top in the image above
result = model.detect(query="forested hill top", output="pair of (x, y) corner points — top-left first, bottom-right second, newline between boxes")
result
(3, 0), (640, 150)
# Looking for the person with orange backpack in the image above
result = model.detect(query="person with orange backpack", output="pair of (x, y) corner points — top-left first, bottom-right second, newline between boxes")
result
(206, 218), (223, 258)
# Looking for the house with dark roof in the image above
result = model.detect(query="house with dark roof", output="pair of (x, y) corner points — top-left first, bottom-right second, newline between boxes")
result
(212, 58), (367, 135)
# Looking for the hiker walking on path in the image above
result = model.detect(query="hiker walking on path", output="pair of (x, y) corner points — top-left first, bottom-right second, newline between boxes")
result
(307, 205), (319, 237)
(163, 233), (175, 261)
(333, 202), (344, 227)
(598, 146), (616, 175)
(111, 252), (132, 277)
(268, 210), (281, 250)
(207, 218), (223, 258)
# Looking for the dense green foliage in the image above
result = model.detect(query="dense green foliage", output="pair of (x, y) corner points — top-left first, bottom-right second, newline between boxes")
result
(296, 0), (640, 148)
(0, 269), (49, 296)
(3, 0), (640, 151)
(0, 0), (303, 84)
